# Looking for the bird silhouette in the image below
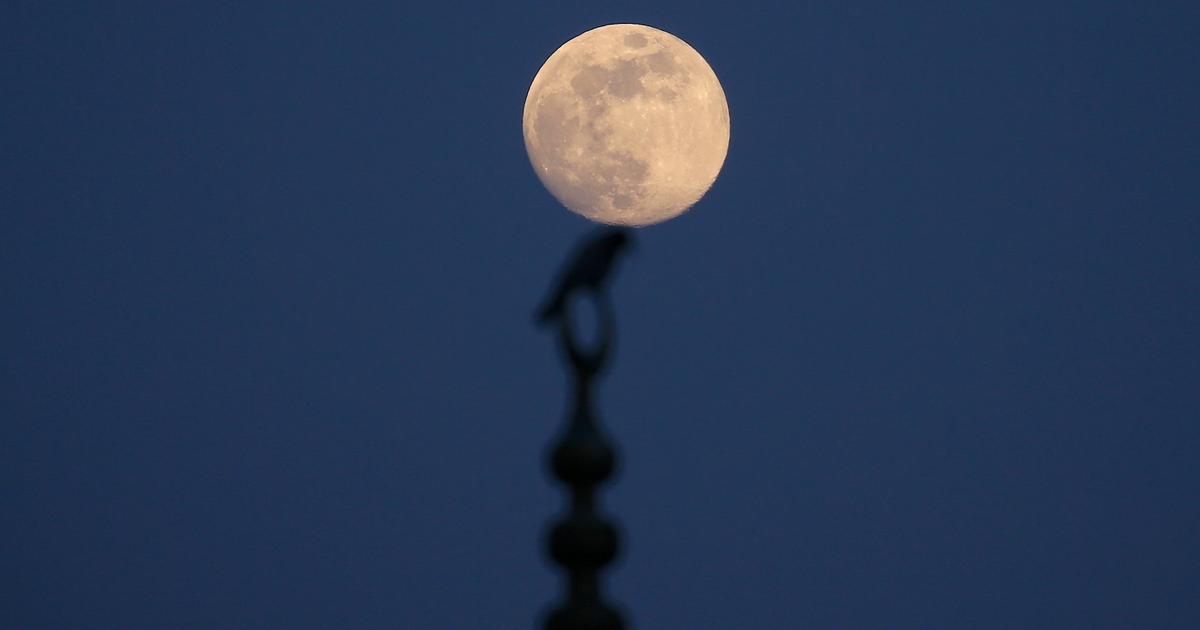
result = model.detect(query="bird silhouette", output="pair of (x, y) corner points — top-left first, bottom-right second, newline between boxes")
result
(536, 228), (634, 326)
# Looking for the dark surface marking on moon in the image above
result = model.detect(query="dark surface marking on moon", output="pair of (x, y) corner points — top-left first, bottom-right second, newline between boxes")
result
(566, 59), (651, 206)
(608, 59), (646, 98)
(571, 58), (648, 99)
(642, 51), (687, 100)
(583, 117), (608, 155)
(643, 50), (679, 76)
(585, 100), (608, 130)
(532, 80), (650, 213)
(571, 60), (648, 100)
(591, 151), (649, 210)
(624, 33), (647, 48)
(570, 64), (607, 98)
(533, 92), (579, 158)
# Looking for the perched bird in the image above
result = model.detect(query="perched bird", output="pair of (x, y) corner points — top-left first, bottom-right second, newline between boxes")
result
(536, 228), (634, 325)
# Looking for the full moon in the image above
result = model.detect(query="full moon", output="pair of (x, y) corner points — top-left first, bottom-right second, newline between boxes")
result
(523, 24), (730, 226)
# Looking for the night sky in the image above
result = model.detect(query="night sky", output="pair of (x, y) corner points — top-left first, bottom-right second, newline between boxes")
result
(5, 2), (1199, 628)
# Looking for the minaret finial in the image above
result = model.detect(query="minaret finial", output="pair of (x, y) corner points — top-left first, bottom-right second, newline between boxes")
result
(537, 230), (632, 630)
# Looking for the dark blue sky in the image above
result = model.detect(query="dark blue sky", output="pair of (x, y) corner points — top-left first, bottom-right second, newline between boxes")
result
(4, 2), (1198, 628)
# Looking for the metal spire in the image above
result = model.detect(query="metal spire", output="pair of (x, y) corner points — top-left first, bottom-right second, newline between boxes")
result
(538, 229), (631, 630)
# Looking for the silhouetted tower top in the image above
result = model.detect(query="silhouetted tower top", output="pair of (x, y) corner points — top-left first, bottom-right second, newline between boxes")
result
(538, 228), (633, 630)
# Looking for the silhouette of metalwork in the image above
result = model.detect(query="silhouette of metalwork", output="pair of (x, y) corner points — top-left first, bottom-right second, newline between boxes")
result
(536, 228), (633, 630)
